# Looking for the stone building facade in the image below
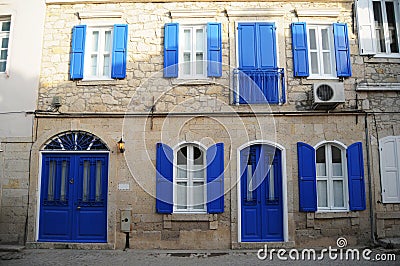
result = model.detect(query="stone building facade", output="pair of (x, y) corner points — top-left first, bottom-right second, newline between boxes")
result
(21, 0), (400, 249)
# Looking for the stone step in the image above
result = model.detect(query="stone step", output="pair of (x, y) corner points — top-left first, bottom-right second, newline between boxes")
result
(0, 245), (25, 252)
(378, 238), (400, 249)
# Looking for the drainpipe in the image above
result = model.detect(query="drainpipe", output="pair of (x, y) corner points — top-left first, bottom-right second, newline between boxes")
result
(365, 113), (377, 245)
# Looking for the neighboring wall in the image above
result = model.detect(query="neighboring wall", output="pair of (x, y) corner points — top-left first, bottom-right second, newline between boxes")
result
(0, 0), (45, 244)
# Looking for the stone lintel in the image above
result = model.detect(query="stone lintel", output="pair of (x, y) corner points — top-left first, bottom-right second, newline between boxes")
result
(226, 8), (285, 17)
(295, 8), (341, 17)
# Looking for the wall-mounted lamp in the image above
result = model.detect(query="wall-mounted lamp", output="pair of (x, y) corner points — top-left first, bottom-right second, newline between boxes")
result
(117, 138), (125, 153)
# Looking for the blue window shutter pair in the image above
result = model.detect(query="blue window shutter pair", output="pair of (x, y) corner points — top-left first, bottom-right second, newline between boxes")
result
(297, 142), (366, 212)
(238, 23), (277, 69)
(155, 143), (224, 214)
(70, 24), (128, 80)
(291, 22), (351, 77)
(163, 23), (222, 78)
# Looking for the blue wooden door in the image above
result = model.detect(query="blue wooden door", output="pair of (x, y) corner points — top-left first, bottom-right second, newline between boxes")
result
(241, 145), (283, 242)
(39, 153), (108, 242)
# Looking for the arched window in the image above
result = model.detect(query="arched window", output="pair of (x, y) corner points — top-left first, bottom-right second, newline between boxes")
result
(175, 144), (206, 213)
(316, 143), (347, 210)
(44, 131), (108, 151)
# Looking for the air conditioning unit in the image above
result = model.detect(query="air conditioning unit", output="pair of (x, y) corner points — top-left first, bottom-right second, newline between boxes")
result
(312, 82), (345, 110)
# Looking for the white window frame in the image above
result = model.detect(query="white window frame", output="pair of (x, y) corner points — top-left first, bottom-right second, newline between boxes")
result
(307, 24), (337, 79)
(372, 0), (400, 56)
(178, 24), (207, 79)
(83, 26), (113, 80)
(315, 143), (349, 212)
(0, 16), (11, 74)
(173, 144), (207, 213)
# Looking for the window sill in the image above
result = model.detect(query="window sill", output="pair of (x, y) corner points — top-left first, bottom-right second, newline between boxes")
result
(0, 72), (9, 79)
(364, 56), (400, 63)
(163, 213), (219, 230)
(306, 211), (360, 228)
(76, 79), (123, 86)
(314, 211), (358, 219)
(171, 78), (218, 86)
(306, 76), (339, 81)
(356, 82), (400, 91)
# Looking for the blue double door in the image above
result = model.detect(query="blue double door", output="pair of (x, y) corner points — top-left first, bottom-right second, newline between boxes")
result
(39, 153), (108, 242)
(241, 145), (283, 242)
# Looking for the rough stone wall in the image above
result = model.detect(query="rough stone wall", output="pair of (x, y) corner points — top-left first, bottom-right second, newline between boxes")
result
(39, 1), (361, 113)
(0, 142), (31, 245)
(28, 114), (372, 249)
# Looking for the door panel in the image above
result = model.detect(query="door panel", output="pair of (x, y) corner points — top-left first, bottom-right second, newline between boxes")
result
(39, 153), (108, 242)
(241, 145), (283, 242)
(39, 156), (72, 241)
(75, 156), (108, 241)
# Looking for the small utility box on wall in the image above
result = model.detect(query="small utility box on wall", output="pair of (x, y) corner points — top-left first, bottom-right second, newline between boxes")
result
(120, 209), (131, 232)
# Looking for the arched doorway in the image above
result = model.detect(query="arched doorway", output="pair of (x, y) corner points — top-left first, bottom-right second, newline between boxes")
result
(38, 131), (109, 242)
(239, 143), (285, 242)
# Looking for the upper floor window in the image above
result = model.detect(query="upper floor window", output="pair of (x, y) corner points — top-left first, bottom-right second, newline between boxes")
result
(373, 0), (399, 54)
(0, 17), (11, 73)
(308, 25), (336, 78)
(356, 0), (400, 56)
(70, 24), (128, 80)
(180, 25), (207, 78)
(163, 23), (222, 78)
(234, 22), (286, 105)
(292, 22), (352, 78)
(85, 27), (113, 80)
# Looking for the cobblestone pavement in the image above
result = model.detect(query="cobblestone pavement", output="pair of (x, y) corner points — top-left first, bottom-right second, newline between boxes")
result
(0, 248), (399, 266)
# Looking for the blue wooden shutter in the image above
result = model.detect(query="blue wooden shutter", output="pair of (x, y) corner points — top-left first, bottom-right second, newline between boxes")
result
(291, 22), (309, 77)
(258, 23), (277, 69)
(347, 142), (366, 211)
(238, 23), (257, 69)
(156, 143), (173, 214)
(333, 23), (352, 77)
(70, 25), (86, 80)
(164, 23), (179, 78)
(206, 143), (224, 213)
(297, 142), (317, 211)
(111, 24), (128, 79)
(207, 23), (222, 77)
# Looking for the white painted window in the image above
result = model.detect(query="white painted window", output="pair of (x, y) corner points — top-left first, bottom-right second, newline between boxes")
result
(379, 136), (400, 203)
(179, 25), (207, 79)
(307, 25), (336, 79)
(174, 144), (206, 213)
(356, 0), (400, 56)
(0, 17), (11, 73)
(373, 0), (399, 54)
(84, 26), (113, 80)
(316, 144), (348, 211)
